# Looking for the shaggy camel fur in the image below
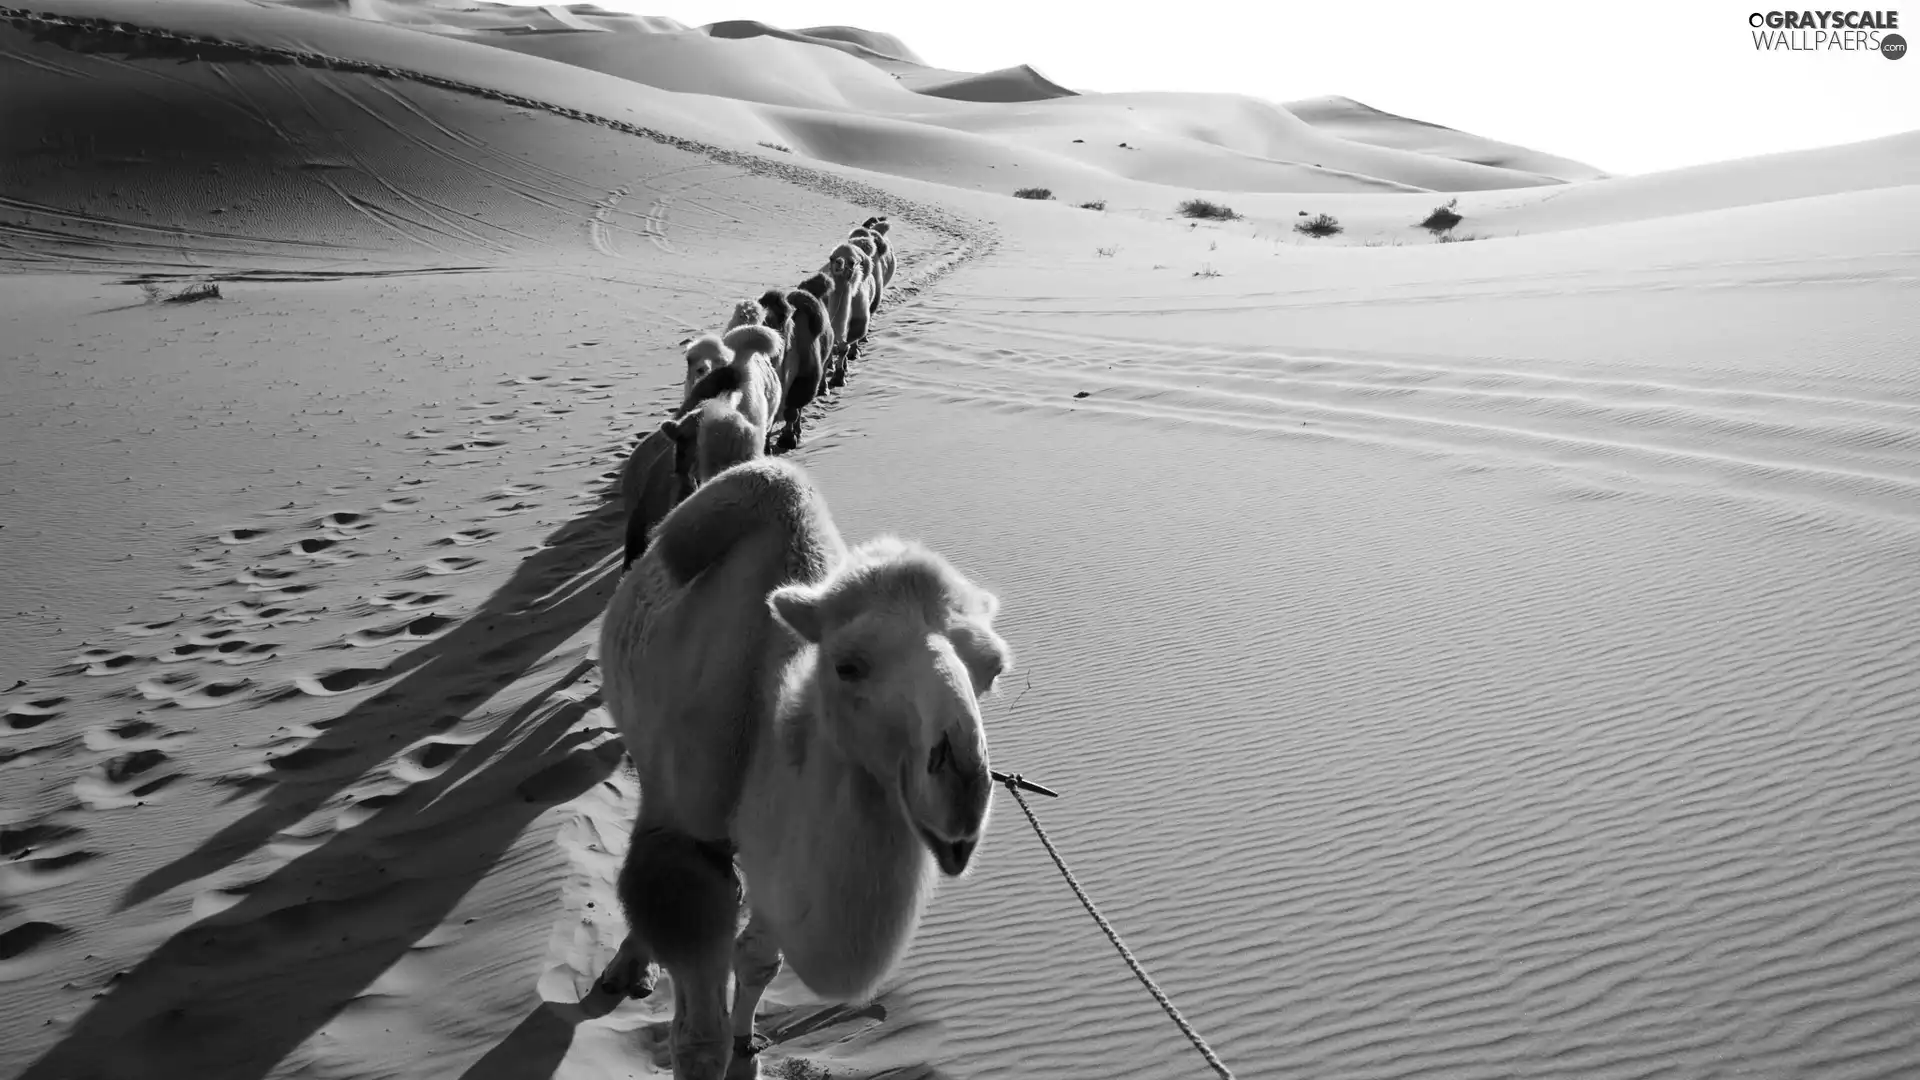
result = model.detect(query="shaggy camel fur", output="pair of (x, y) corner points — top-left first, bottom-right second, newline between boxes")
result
(723, 298), (763, 335)
(846, 234), (882, 320)
(773, 288), (828, 449)
(597, 457), (1012, 1080)
(620, 353), (769, 570)
(795, 272), (848, 389)
(823, 243), (870, 388)
(681, 334), (729, 408)
(718, 323), (785, 454)
(850, 227), (893, 311)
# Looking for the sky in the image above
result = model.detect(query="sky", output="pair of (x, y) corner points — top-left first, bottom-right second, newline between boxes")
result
(574, 0), (1919, 175)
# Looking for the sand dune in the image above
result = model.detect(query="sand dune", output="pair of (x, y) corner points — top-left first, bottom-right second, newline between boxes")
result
(5, 2), (1920, 1079)
(915, 65), (1079, 104)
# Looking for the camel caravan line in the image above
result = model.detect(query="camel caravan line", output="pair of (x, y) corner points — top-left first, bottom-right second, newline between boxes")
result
(599, 215), (1012, 1080)
(598, 217), (1234, 1080)
(619, 216), (896, 573)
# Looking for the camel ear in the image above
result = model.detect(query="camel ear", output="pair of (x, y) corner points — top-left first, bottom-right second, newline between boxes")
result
(969, 587), (1000, 621)
(769, 584), (825, 644)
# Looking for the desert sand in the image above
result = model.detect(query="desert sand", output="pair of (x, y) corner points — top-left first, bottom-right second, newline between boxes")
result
(4, 2), (1919, 1079)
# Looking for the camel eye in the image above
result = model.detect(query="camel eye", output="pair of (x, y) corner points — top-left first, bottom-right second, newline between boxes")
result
(834, 657), (868, 682)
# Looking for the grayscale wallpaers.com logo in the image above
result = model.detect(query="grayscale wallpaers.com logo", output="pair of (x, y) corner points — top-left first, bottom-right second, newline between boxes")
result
(1749, 10), (1906, 56)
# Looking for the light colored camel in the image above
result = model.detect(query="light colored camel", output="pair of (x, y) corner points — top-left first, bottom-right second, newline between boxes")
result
(850, 227), (893, 312)
(717, 323), (785, 454)
(723, 298), (764, 335)
(596, 457), (1012, 1080)
(794, 272), (847, 390)
(681, 334), (729, 407)
(845, 234), (882, 321)
(822, 243), (870, 388)
(619, 381), (763, 570)
(769, 288), (827, 448)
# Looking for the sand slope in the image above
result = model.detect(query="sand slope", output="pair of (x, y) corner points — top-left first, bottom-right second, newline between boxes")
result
(5, 3), (1920, 1080)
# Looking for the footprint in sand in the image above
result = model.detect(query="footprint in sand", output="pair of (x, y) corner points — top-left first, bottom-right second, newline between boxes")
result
(366, 589), (449, 612)
(0, 920), (70, 965)
(156, 632), (279, 666)
(436, 528), (496, 547)
(207, 599), (299, 627)
(73, 649), (145, 676)
(83, 716), (190, 753)
(5, 697), (67, 731)
(390, 737), (470, 782)
(70, 752), (182, 812)
(408, 556), (482, 578)
(342, 612), (453, 648)
(236, 565), (302, 587)
(114, 617), (181, 637)
(217, 526), (272, 545)
(380, 495), (423, 513)
(132, 672), (253, 709)
(264, 742), (358, 775)
(290, 666), (390, 697)
(0, 840), (102, 896)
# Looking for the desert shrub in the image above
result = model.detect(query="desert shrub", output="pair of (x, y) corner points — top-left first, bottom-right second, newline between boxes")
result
(1420, 197), (1463, 233)
(1177, 198), (1238, 220)
(1077, 200), (1106, 211)
(1096, 246), (1117, 257)
(1294, 213), (1342, 238)
(757, 141), (793, 154)
(138, 280), (221, 303)
(1013, 187), (1054, 200)
(1193, 264), (1222, 278)
(1436, 232), (1486, 243)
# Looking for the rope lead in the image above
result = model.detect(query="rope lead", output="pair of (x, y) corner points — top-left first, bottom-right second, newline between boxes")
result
(998, 773), (1237, 1080)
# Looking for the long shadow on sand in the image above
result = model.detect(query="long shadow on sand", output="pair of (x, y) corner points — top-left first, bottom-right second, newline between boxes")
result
(121, 499), (627, 911)
(18, 496), (631, 1080)
(18, 667), (623, 1079)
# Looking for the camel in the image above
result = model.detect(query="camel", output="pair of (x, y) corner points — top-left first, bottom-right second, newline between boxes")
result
(596, 457), (1013, 1080)
(774, 288), (828, 449)
(715, 323), (785, 455)
(723, 298), (764, 335)
(681, 334), (729, 407)
(821, 243), (870, 388)
(621, 345), (773, 570)
(850, 227), (893, 311)
(846, 233), (882, 320)
(795, 272), (848, 390)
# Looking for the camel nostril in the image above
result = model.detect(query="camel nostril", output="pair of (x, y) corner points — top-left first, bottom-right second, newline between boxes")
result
(927, 734), (952, 775)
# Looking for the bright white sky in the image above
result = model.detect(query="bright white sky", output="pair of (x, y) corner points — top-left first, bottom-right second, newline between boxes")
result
(576, 0), (1918, 175)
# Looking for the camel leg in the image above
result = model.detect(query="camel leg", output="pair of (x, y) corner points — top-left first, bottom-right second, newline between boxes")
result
(725, 910), (783, 1080)
(668, 953), (736, 1080)
(596, 932), (657, 999)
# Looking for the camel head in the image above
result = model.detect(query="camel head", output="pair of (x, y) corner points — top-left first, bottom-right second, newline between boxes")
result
(826, 243), (863, 285)
(682, 333), (727, 397)
(725, 298), (764, 334)
(769, 537), (1012, 878)
(661, 398), (756, 492)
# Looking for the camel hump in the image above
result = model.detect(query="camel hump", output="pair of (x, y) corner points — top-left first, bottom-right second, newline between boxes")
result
(617, 826), (742, 971)
(797, 272), (831, 300)
(724, 323), (783, 359)
(756, 288), (792, 329)
(648, 457), (825, 587)
(786, 289), (827, 336)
